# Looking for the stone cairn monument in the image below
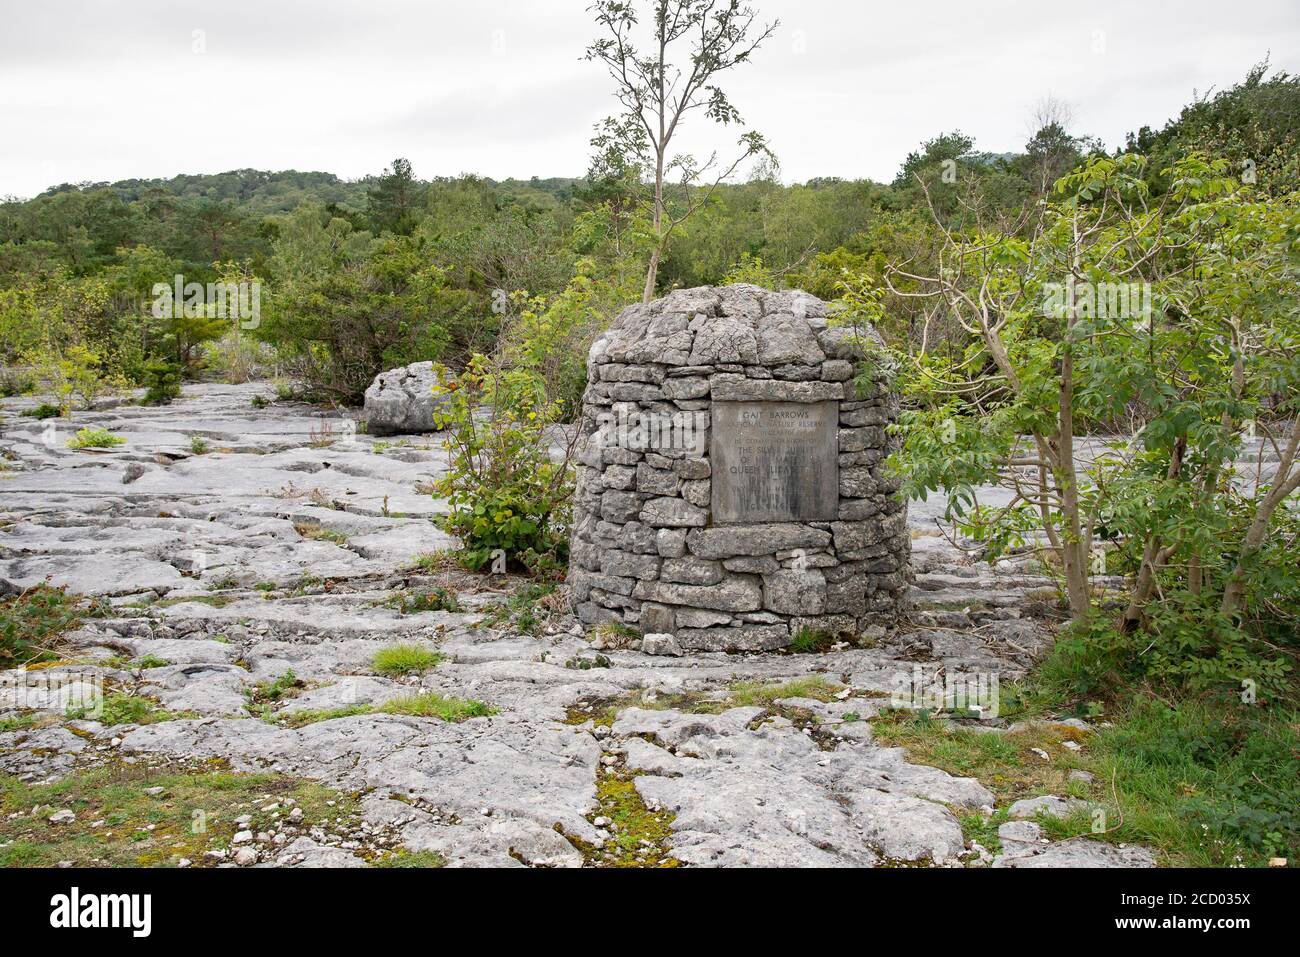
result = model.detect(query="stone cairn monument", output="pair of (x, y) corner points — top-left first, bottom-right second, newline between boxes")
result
(568, 284), (909, 652)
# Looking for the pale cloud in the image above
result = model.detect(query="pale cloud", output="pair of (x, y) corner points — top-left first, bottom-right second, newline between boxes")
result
(1, 0), (1296, 198)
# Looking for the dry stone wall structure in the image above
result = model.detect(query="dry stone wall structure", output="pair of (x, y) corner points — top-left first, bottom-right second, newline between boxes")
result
(568, 284), (910, 652)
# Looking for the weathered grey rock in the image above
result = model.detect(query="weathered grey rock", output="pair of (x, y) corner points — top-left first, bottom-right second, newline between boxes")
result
(993, 838), (1157, 868)
(647, 576), (762, 613)
(362, 361), (445, 436)
(641, 633), (684, 657)
(0, 379), (1104, 870)
(1007, 795), (1094, 820)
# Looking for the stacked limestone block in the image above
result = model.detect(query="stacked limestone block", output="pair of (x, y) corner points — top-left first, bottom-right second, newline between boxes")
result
(568, 284), (910, 652)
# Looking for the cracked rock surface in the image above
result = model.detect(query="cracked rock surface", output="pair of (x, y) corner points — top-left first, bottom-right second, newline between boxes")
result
(0, 382), (1155, 867)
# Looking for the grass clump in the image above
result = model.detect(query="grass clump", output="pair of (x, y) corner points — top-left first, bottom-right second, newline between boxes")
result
(277, 704), (373, 728)
(104, 653), (170, 671)
(409, 551), (451, 572)
(278, 693), (495, 728)
(294, 522), (349, 545)
(389, 587), (462, 614)
(66, 692), (195, 726)
(787, 627), (837, 654)
(373, 849), (446, 868)
(592, 621), (639, 648)
(483, 580), (556, 635)
(66, 427), (125, 449)
(728, 676), (843, 708)
(188, 434), (210, 454)
(0, 584), (83, 667)
(381, 693), (494, 721)
(372, 644), (444, 676)
(244, 670), (305, 718)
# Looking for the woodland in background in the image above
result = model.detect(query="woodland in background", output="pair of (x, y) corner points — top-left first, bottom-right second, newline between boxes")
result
(2, 61), (1292, 409)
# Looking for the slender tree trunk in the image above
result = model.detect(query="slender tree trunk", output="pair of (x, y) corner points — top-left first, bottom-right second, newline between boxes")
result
(642, 163), (664, 302)
(1058, 239), (1090, 619)
(1057, 349), (1090, 617)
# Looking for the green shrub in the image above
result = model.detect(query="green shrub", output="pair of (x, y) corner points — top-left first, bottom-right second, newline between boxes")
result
(140, 359), (182, 405)
(20, 403), (61, 419)
(1040, 605), (1293, 705)
(189, 434), (210, 454)
(67, 427), (125, 449)
(431, 356), (573, 573)
(0, 368), (35, 396)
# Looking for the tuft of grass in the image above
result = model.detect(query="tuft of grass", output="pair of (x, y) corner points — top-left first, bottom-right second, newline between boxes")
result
(727, 676), (843, 707)
(372, 644), (444, 676)
(483, 581), (556, 635)
(67, 427), (125, 450)
(592, 621), (639, 648)
(104, 653), (170, 671)
(0, 713), (42, 733)
(188, 435), (210, 455)
(373, 849), (446, 868)
(278, 693), (495, 728)
(380, 693), (495, 721)
(66, 692), (196, 726)
(293, 522), (349, 545)
(787, 627), (836, 654)
(389, 587), (462, 614)
(408, 551), (451, 572)
(277, 704), (373, 728)
(243, 670), (304, 718)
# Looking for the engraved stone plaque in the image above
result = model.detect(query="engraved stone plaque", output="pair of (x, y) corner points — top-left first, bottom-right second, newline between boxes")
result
(711, 401), (839, 523)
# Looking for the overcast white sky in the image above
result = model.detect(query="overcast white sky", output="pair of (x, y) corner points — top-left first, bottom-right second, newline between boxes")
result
(1, 0), (1296, 199)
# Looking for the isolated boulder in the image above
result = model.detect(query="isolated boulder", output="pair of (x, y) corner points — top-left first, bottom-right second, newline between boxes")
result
(362, 361), (443, 435)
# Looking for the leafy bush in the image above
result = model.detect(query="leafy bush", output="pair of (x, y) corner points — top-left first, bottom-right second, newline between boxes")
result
(20, 403), (61, 419)
(25, 344), (125, 413)
(431, 355), (573, 573)
(67, 427), (125, 449)
(0, 367), (35, 396)
(256, 231), (474, 403)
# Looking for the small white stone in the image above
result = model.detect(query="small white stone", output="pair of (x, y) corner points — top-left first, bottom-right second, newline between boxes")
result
(232, 830), (253, 844)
